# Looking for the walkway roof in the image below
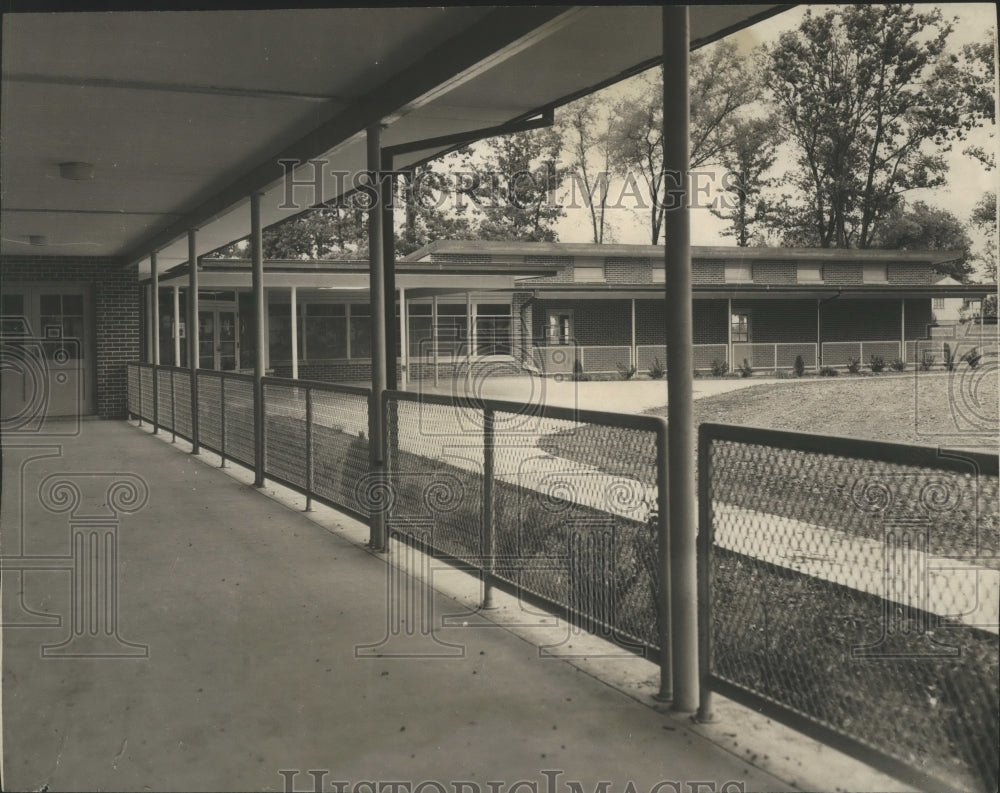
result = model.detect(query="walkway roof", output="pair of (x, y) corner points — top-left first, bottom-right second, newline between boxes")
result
(1, 5), (789, 272)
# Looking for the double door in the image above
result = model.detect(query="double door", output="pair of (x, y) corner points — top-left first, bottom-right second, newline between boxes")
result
(198, 306), (238, 371)
(1, 285), (93, 423)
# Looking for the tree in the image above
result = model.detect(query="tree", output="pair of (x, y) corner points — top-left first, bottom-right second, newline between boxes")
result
(458, 128), (566, 242)
(609, 40), (762, 244)
(873, 201), (974, 281)
(709, 114), (780, 246)
(559, 94), (616, 244)
(765, 5), (994, 249)
(971, 191), (998, 283)
(395, 162), (476, 257)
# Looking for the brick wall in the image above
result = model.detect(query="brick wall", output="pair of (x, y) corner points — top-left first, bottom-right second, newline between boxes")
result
(888, 262), (936, 285)
(531, 299), (631, 346)
(692, 259), (726, 285)
(523, 255), (574, 284)
(605, 257), (652, 284)
(751, 260), (797, 285)
(823, 262), (864, 285)
(1, 255), (139, 419)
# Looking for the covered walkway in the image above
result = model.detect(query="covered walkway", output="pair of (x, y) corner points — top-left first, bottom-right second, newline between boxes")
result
(2, 419), (803, 792)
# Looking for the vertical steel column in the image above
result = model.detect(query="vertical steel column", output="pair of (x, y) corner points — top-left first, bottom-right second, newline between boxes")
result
(151, 252), (160, 434)
(173, 286), (181, 366)
(251, 192), (266, 487)
(900, 298), (906, 363)
(432, 295), (440, 386)
(290, 286), (299, 381)
(816, 299), (822, 371)
(466, 291), (473, 384)
(145, 283), (154, 363)
(381, 148), (398, 392)
(727, 297), (733, 370)
(170, 369), (176, 443)
(367, 123), (389, 552)
(481, 407), (496, 610)
(220, 376), (227, 468)
(661, 5), (698, 713)
(399, 286), (408, 389)
(630, 298), (637, 369)
(188, 229), (200, 454)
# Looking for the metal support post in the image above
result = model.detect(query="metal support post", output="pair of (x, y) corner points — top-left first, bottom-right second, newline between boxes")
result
(251, 192), (266, 487)
(188, 229), (200, 454)
(151, 251), (160, 434)
(481, 407), (496, 610)
(660, 4), (698, 713)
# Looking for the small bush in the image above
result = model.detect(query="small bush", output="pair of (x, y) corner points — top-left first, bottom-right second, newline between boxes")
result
(793, 354), (805, 377)
(647, 357), (666, 380)
(869, 355), (885, 373)
(847, 357), (862, 374)
(819, 366), (839, 377)
(943, 342), (957, 372)
(889, 358), (906, 372)
(711, 359), (729, 377)
(962, 347), (982, 369)
(572, 358), (590, 382)
(616, 361), (637, 380)
(738, 358), (753, 378)
(920, 352), (936, 371)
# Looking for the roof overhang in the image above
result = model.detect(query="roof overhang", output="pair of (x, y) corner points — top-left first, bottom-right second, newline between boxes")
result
(1, 5), (791, 270)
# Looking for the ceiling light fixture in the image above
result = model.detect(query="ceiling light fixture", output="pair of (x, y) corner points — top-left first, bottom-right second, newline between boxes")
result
(59, 161), (95, 180)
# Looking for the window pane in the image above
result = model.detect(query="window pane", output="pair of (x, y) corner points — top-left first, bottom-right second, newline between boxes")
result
(40, 295), (61, 314)
(307, 303), (345, 317)
(1, 294), (24, 315)
(62, 294), (84, 315)
(305, 315), (347, 358)
(477, 303), (510, 315)
(350, 315), (371, 358)
(350, 303), (371, 317)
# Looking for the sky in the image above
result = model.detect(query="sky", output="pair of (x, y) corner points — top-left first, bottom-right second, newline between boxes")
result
(551, 3), (999, 270)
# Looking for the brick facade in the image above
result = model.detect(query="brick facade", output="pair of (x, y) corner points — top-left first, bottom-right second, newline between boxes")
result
(1, 255), (139, 419)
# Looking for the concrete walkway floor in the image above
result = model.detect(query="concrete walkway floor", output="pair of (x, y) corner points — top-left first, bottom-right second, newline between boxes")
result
(1, 420), (906, 793)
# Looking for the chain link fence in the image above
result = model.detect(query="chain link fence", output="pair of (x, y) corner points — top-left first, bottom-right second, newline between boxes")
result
(699, 422), (999, 793)
(381, 390), (667, 657)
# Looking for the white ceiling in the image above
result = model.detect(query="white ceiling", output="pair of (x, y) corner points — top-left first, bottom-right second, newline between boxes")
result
(0, 5), (788, 270)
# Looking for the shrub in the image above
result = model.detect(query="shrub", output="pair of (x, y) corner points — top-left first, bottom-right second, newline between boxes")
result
(572, 358), (590, 382)
(869, 355), (885, 373)
(793, 354), (805, 377)
(738, 358), (753, 378)
(889, 358), (906, 372)
(647, 357), (666, 380)
(847, 357), (862, 374)
(962, 347), (982, 369)
(711, 359), (729, 377)
(616, 361), (637, 380)
(943, 342), (957, 372)
(920, 352), (936, 371)
(819, 366), (839, 377)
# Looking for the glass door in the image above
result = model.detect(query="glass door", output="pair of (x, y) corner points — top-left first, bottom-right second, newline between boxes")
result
(1, 285), (92, 426)
(198, 308), (238, 371)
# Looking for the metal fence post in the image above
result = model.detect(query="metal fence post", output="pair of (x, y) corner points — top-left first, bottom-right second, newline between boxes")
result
(655, 418), (672, 701)
(481, 406), (496, 610)
(696, 425), (715, 722)
(152, 365), (159, 434)
(256, 379), (266, 487)
(305, 387), (313, 512)
(219, 375), (226, 468)
(170, 369), (176, 443)
(368, 391), (387, 551)
(137, 367), (143, 427)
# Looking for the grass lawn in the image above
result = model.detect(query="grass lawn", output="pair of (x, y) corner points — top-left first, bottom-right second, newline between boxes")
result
(680, 371), (998, 450)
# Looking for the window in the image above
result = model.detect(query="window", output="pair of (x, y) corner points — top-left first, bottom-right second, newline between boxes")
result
(268, 302), (298, 363)
(348, 303), (371, 359)
(39, 293), (85, 359)
(303, 303), (347, 359)
(436, 304), (468, 356)
(863, 263), (888, 283)
(408, 304), (433, 358)
(933, 297), (946, 310)
(475, 303), (512, 356)
(797, 263), (823, 283)
(546, 310), (574, 345)
(574, 265), (605, 283)
(731, 312), (750, 343)
(725, 261), (752, 283)
(651, 268), (666, 284)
